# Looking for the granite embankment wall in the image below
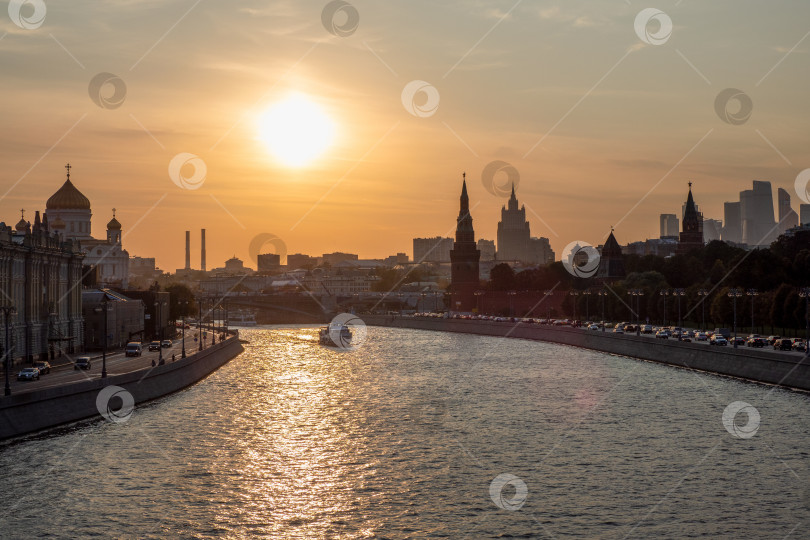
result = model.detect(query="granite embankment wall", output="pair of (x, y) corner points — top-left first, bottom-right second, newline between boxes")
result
(0, 334), (244, 440)
(366, 316), (810, 391)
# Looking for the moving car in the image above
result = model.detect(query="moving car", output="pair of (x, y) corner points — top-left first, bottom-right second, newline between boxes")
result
(74, 357), (91, 370)
(33, 361), (51, 374)
(747, 337), (767, 348)
(17, 367), (40, 381)
(125, 342), (142, 357)
(161, 340), (172, 348)
(774, 338), (794, 351)
(710, 336), (728, 346)
(641, 325), (654, 334)
(655, 330), (670, 339)
(148, 341), (161, 352)
(696, 332), (708, 341)
(793, 339), (807, 352)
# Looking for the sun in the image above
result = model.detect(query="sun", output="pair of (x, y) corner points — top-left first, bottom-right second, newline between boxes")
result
(258, 94), (335, 167)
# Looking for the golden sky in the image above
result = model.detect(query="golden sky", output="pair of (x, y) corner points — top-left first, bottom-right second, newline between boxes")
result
(1, 0), (809, 271)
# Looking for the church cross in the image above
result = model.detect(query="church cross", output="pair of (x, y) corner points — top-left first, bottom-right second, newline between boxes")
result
(112, 207), (116, 218)
(65, 163), (71, 180)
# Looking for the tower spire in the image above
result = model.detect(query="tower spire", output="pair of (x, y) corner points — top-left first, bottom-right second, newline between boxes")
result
(65, 163), (71, 181)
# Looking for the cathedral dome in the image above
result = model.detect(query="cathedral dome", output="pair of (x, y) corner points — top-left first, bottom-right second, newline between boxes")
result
(107, 216), (121, 230)
(46, 179), (91, 210)
(15, 218), (27, 232)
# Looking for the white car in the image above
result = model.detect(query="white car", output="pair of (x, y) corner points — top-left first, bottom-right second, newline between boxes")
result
(588, 324), (600, 331)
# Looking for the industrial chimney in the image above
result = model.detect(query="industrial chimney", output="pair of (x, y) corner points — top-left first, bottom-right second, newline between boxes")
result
(185, 231), (191, 270)
(201, 228), (206, 272)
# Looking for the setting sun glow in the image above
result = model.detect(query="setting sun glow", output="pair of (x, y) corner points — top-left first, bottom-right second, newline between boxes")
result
(258, 94), (335, 167)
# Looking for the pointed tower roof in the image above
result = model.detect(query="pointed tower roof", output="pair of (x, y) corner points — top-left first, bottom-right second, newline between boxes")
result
(107, 208), (121, 230)
(46, 164), (91, 210)
(683, 182), (699, 223)
(15, 209), (27, 232)
(602, 228), (622, 256)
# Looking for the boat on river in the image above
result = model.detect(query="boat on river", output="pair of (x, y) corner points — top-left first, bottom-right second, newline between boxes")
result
(319, 324), (352, 347)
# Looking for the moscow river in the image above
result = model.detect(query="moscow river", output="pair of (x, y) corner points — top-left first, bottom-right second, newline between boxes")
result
(1, 325), (810, 538)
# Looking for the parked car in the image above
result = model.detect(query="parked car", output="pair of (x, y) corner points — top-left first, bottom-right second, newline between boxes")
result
(74, 357), (91, 370)
(161, 340), (172, 348)
(148, 341), (161, 352)
(774, 338), (794, 351)
(125, 342), (143, 357)
(17, 367), (40, 381)
(747, 338), (767, 348)
(33, 361), (51, 374)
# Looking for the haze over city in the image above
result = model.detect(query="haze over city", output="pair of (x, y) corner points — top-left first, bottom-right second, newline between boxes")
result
(2, 0), (809, 271)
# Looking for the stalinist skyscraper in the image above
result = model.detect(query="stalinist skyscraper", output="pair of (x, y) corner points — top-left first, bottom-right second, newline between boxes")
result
(449, 174), (480, 311)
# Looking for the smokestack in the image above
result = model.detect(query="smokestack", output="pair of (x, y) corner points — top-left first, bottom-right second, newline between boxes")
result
(185, 231), (190, 270)
(201, 228), (206, 271)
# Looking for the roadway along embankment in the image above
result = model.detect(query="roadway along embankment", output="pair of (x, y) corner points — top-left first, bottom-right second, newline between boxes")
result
(365, 316), (810, 391)
(0, 334), (244, 440)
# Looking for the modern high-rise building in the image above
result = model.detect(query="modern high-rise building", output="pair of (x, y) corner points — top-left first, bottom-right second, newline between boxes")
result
(529, 237), (555, 265)
(722, 202), (742, 244)
(740, 181), (777, 247)
(449, 175), (480, 312)
(703, 218), (722, 242)
(777, 187), (799, 233)
(659, 214), (679, 238)
(801, 204), (810, 226)
(412, 236), (453, 263)
(677, 183), (704, 254)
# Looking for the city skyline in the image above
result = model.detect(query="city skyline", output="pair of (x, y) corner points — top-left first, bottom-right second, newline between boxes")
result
(1, 1), (810, 272)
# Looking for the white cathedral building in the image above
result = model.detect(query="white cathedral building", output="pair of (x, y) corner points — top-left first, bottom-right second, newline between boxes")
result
(45, 164), (130, 288)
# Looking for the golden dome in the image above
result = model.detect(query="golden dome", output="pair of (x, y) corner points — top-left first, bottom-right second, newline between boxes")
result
(46, 179), (90, 210)
(50, 217), (66, 230)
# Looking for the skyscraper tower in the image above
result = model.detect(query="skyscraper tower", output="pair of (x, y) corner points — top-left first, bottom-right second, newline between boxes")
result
(497, 184), (530, 262)
(449, 174), (480, 311)
(677, 182), (704, 254)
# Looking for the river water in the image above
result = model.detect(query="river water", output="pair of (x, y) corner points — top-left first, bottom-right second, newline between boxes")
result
(1, 325), (809, 538)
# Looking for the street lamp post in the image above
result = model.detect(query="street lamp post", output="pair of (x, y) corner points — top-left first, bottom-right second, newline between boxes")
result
(697, 289), (709, 331)
(673, 289), (685, 340)
(2, 306), (17, 396)
(582, 290), (592, 322)
(94, 296), (110, 378)
(154, 301), (166, 365)
(746, 289), (758, 334)
(728, 288), (743, 348)
(659, 290), (669, 327)
(179, 299), (188, 358)
(508, 291), (517, 317)
(474, 291), (484, 314)
(598, 290), (607, 330)
(630, 289), (644, 335)
(799, 288), (810, 358)
(198, 295), (203, 351)
(544, 290), (553, 322)
(569, 290), (579, 321)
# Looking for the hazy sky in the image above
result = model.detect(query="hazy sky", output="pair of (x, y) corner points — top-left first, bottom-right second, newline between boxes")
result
(1, 0), (809, 271)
